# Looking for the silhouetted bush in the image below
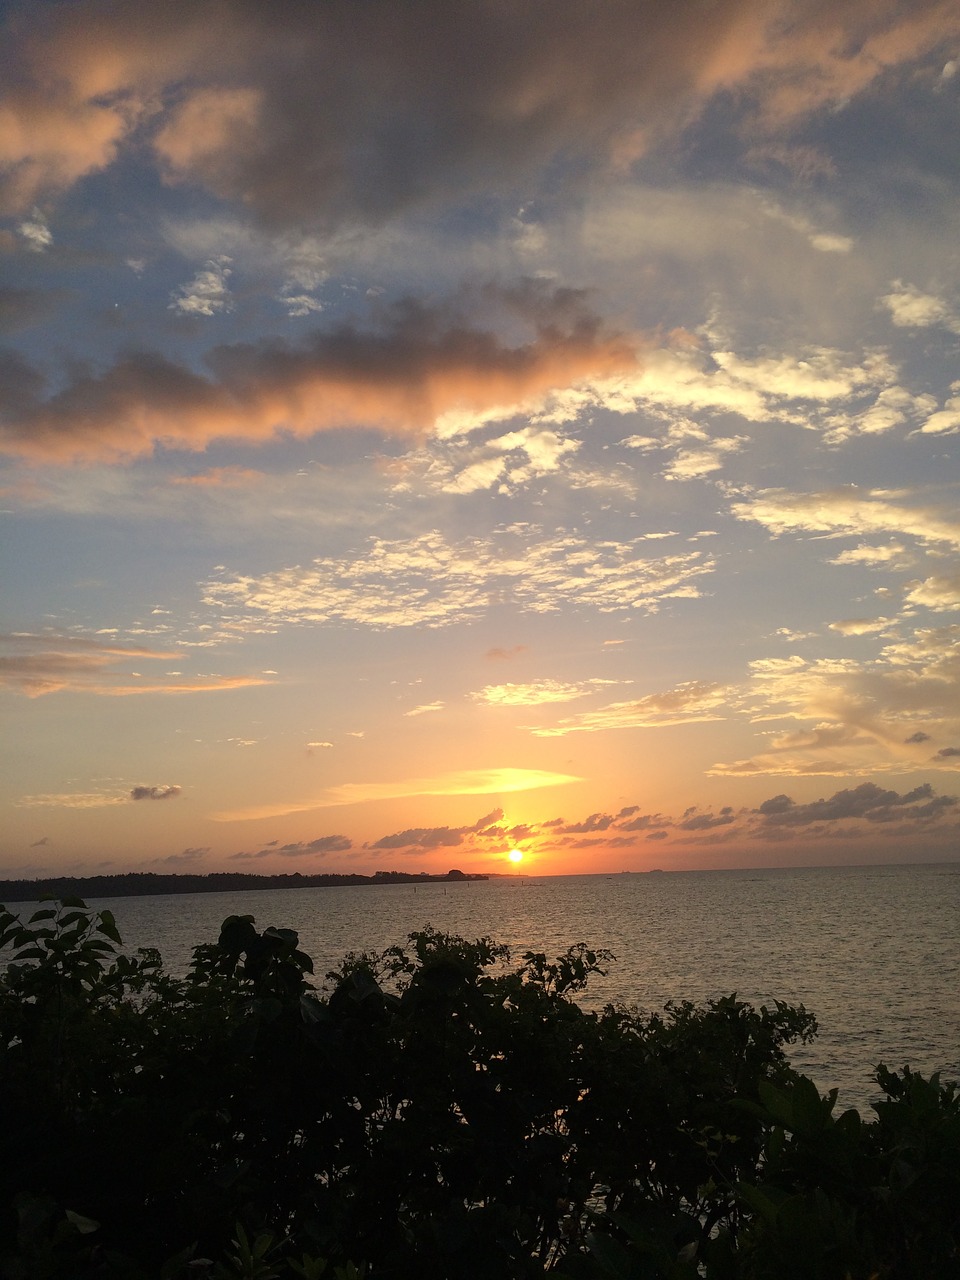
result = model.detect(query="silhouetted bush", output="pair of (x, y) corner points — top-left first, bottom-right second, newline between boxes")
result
(0, 901), (957, 1278)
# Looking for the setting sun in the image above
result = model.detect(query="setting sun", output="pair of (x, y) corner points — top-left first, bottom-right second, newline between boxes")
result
(508, 849), (524, 864)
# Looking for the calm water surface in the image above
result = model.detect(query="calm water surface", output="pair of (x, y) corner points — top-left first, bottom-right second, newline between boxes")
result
(11, 863), (959, 1113)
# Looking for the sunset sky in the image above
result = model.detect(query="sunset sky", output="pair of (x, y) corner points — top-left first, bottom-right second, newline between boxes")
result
(2, 0), (960, 878)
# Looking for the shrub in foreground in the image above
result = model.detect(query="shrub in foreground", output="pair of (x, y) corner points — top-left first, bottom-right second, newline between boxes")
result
(0, 900), (957, 1279)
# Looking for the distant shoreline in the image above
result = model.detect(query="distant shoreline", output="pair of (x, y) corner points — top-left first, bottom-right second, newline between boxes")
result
(0, 869), (487, 905)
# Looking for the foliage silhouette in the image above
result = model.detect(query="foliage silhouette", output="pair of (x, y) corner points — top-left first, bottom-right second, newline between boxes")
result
(0, 901), (957, 1278)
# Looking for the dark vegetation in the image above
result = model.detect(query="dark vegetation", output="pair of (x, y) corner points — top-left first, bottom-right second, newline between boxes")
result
(0, 870), (486, 904)
(1, 901), (957, 1280)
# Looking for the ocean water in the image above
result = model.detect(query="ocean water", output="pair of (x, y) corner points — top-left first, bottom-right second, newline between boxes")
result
(6, 863), (959, 1114)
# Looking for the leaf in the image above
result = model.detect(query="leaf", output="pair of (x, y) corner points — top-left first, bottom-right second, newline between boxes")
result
(583, 1228), (633, 1278)
(12, 945), (46, 961)
(65, 1209), (100, 1235)
(300, 994), (332, 1025)
(28, 909), (57, 924)
(56, 910), (92, 929)
(97, 910), (122, 944)
(250, 996), (283, 1022)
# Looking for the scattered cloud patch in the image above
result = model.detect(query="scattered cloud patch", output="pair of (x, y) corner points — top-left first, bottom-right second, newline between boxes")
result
(18, 792), (128, 809)
(204, 527), (715, 631)
(531, 680), (728, 736)
(755, 782), (955, 829)
(158, 847), (210, 864)
(470, 678), (618, 707)
(169, 256), (233, 317)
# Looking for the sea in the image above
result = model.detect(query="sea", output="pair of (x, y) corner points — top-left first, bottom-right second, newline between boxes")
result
(5, 862), (959, 1115)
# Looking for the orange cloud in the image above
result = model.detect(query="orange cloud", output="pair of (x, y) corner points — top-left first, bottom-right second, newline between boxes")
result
(0, 293), (640, 462)
(0, 633), (269, 697)
(171, 466), (266, 488)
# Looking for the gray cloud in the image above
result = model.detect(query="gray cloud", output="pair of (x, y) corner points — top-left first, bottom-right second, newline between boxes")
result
(372, 826), (466, 851)
(559, 812), (615, 834)
(755, 782), (955, 829)
(0, 287), (63, 335)
(230, 833), (352, 860)
(472, 808), (504, 831)
(130, 784), (181, 801)
(274, 835), (352, 856)
(678, 807), (736, 831)
(371, 807), (508, 850)
(6, 1), (956, 226)
(159, 846), (210, 864)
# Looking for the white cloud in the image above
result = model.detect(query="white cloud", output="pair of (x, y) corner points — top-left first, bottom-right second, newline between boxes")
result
(809, 233), (854, 253)
(169, 255), (234, 316)
(880, 282), (960, 333)
(903, 574), (960, 611)
(920, 382), (960, 436)
(470, 678), (619, 707)
(203, 527), (716, 630)
(828, 542), (910, 567)
(711, 621), (960, 777)
(731, 488), (960, 551)
(530, 680), (729, 736)
(17, 209), (52, 252)
(828, 617), (894, 637)
(663, 436), (744, 480)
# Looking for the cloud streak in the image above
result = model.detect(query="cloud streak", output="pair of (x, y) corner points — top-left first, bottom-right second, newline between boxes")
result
(0, 634), (269, 697)
(212, 767), (581, 821)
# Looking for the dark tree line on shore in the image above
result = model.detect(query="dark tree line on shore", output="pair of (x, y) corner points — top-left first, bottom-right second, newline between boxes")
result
(0, 868), (486, 905)
(0, 899), (958, 1279)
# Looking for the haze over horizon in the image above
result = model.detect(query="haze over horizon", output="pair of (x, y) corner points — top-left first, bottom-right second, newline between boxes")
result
(2, 0), (960, 879)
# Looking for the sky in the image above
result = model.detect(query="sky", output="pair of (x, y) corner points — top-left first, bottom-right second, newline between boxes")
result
(2, 0), (960, 880)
